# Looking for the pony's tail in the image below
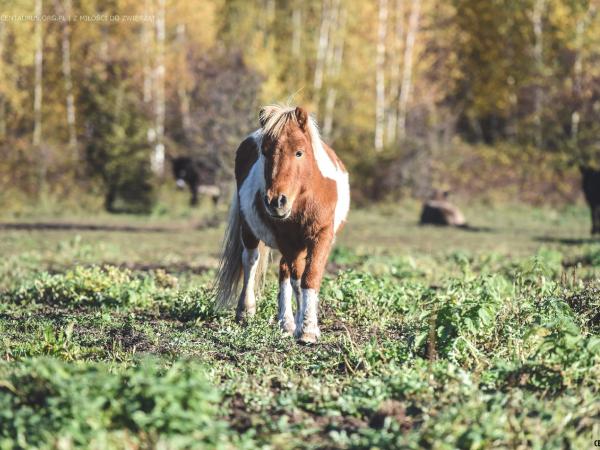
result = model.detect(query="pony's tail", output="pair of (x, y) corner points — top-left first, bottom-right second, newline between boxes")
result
(214, 192), (271, 309)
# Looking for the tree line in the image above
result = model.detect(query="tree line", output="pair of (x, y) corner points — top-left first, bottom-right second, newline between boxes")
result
(0, 0), (598, 210)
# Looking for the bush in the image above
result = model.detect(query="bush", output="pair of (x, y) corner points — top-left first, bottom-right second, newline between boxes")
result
(0, 358), (232, 448)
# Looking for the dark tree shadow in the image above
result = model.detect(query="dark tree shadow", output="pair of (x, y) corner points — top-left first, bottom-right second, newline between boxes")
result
(0, 222), (172, 233)
(534, 236), (600, 246)
(418, 223), (495, 233)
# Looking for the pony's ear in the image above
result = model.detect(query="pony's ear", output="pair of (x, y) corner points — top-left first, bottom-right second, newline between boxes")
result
(295, 106), (309, 131)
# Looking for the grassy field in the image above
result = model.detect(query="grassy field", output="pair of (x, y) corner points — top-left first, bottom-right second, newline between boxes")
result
(0, 199), (599, 449)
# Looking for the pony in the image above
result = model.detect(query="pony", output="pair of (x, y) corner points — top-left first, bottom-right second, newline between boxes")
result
(170, 156), (221, 206)
(214, 105), (350, 344)
(419, 190), (466, 227)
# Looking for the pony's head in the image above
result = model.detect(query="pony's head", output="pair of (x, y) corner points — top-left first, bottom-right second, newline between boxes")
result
(258, 105), (317, 220)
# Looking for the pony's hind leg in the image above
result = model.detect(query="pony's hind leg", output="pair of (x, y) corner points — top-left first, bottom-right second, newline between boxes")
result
(277, 258), (295, 335)
(236, 225), (260, 322)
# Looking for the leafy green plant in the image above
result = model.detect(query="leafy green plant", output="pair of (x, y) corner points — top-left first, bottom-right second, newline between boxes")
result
(0, 358), (235, 449)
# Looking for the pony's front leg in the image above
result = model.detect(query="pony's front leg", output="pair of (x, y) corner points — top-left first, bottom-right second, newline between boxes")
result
(277, 258), (295, 335)
(295, 229), (334, 344)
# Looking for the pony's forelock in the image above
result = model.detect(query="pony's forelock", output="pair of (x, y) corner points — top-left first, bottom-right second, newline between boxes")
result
(259, 104), (321, 143)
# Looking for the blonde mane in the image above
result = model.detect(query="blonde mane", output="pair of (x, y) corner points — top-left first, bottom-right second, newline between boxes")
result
(259, 104), (321, 141)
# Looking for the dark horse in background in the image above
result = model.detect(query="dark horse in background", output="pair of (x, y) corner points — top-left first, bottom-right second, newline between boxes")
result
(170, 156), (221, 206)
(580, 166), (600, 235)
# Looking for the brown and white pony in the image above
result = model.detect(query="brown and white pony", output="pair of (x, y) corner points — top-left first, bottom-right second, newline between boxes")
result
(215, 105), (350, 343)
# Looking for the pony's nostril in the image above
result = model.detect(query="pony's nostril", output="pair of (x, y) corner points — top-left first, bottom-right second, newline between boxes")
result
(278, 195), (287, 208)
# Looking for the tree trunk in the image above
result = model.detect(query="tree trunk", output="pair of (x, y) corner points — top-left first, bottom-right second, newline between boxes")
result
(152, 0), (166, 176)
(142, 0), (153, 104)
(323, 8), (347, 138)
(374, 0), (388, 152)
(34, 0), (44, 187)
(0, 21), (5, 139)
(386, 0), (404, 145)
(570, 4), (595, 143)
(176, 24), (191, 140)
(55, 0), (77, 159)
(532, 0), (546, 149)
(397, 0), (420, 140)
(314, 0), (332, 111)
(292, 1), (302, 58)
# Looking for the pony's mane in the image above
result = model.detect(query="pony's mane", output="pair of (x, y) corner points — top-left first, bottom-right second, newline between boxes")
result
(259, 104), (320, 142)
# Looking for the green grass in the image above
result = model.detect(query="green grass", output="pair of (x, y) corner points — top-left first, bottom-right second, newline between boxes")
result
(0, 202), (599, 448)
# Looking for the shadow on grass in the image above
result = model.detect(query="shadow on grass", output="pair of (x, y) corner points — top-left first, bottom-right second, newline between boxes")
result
(534, 236), (600, 246)
(418, 223), (495, 233)
(0, 222), (173, 233)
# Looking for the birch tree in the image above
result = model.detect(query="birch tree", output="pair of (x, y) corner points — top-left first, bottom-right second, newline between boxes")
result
(397, 0), (420, 140)
(570, 3), (596, 148)
(0, 21), (5, 139)
(323, 7), (347, 138)
(34, 0), (44, 187)
(386, 0), (404, 145)
(152, 0), (166, 176)
(532, 0), (546, 148)
(142, 0), (153, 104)
(314, 0), (333, 111)
(374, 0), (388, 151)
(176, 23), (191, 139)
(55, 0), (77, 159)
(292, 0), (302, 58)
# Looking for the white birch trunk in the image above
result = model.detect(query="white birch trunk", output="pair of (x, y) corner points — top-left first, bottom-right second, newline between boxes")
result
(0, 21), (5, 138)
(374, 0), (388, 152)
(57, 0), (77, 158)
(323, 8), (347, 138)
(142, 0), (153, 104)
(176, 24), (191, 138)
(397, 0), (420, 140)
(292, 1), (302, 57)
(570, 4), (595, 142)
(324, 0), (340, 72)
(314, 0), (332, 111)
(33, 0), (43, 149)
(532, 0), (546, 148)
(152, 0), (166, 176)
(386, 0), (404, 145)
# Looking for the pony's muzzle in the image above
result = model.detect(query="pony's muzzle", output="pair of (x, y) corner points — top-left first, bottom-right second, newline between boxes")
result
(264, 194), (291, 219)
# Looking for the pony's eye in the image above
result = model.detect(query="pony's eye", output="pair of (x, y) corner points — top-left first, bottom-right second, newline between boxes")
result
(295, 150), (304, 158)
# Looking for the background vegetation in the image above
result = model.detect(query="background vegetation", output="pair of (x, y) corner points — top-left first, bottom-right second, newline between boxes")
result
(0, 0), (598, 211)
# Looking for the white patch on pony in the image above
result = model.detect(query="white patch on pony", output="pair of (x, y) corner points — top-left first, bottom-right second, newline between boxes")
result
(291, 278), (302, 324)
(307, 120), (350, 232)
(238, 247), (260, 315)
(238, 131), (278, 249)
(278, 278), (295, 334)
(295, 288), (321, 340)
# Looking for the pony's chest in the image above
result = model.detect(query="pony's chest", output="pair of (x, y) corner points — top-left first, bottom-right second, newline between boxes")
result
(238, 159), (278, 249)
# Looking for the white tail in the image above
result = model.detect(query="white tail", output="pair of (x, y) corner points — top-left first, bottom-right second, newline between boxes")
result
(214, 192), (270, 309)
